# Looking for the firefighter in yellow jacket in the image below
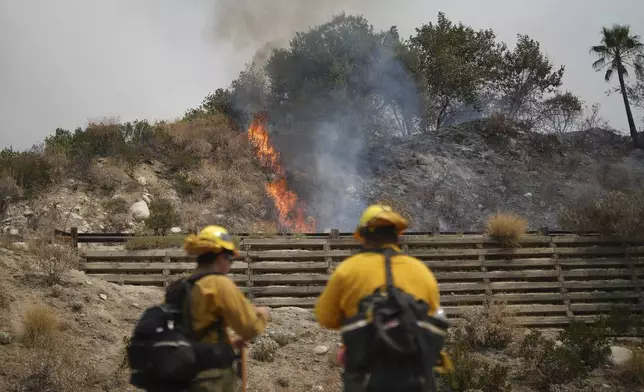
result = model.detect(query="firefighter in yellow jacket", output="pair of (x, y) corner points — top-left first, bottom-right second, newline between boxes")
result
(315, 205), (453, 392)
(183, 225), (271, 392)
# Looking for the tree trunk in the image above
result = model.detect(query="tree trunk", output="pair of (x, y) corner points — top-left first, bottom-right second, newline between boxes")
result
(617, 67), (640, 148)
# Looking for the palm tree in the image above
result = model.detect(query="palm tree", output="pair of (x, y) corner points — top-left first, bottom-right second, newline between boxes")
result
(591, 25), (644, 147)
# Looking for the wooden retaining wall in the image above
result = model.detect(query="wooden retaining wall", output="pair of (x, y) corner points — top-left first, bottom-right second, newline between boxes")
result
(79, 235), (644, 328)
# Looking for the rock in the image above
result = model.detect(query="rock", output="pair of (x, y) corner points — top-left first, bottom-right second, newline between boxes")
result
(8, 228), (19, 236)
(71, 302), (84, 312)
(142, 194), (151, 204)
(170, 227), (182, 234)
(73, 205), (81, 213)
(610, 346), (633, 366)
(50, 284), (64, 297)
(346, 185), (357, 195)
(524, 192), (533, 198)
(23, 208), (34, 217)
(132, 303), (141, 309)
(313, 345), (329, 355)
(538, 201), (547, 208)
(11, 242), (28, 251)
(130, 201), (150, 221)
(0, 331), (13, 345)
(99, 293), (108, 301)
(137, 176), (147, 186)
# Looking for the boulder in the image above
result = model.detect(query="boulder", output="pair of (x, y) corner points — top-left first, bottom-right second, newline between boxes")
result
(610, 346), (633, 366)
(170, 227), (182, 234)
(142, 194), (151, 204)
(130, 201), (150, 221)
(313, 345), (329, 355)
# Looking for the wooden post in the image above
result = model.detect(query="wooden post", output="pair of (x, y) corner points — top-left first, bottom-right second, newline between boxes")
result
(539, 226), (550, 236)
(245, 245), (253, 301)
(71, 227), (78, 249)
(552, 238), (573, 321)
(329, 229), (340, 239)
(478, 243), (492, 311)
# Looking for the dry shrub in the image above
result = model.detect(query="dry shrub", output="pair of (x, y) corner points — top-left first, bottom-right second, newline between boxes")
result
(441, 345), (511, 392)
(104, 212), (130, 232)
(179, 201), (213, 234)
(12, 332), (100, 392)
(27, 238), (80, 285)
(0, 174), (22, 200)
(86, 161), (128, 193)
(452, 303), (518, 350)
(249, 336), (279, 362)
(620, 350), (644, 387)
(43, 145), (69, 182)
(22, 303), (60, 348)
(559, 190), (644, 239)
(486, 212), (527, 248)
(102, 196), (129, 215)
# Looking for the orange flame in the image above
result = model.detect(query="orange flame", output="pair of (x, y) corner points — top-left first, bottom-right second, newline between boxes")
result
(247, 113), (316, 232)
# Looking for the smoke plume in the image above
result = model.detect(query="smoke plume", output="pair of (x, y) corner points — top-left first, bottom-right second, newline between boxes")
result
(211, 0), (370, 52)
(211, 3), (418, 231)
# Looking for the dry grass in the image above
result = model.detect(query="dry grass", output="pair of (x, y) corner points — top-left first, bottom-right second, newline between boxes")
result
(12, 327), (102, 392)
(559, 190), (644, 239)
(485, 212), (527, 248)
(26, 238), (80, 285)
(619, 349), (644, 387)
(21, 303), (61, 348)
(452, 302), (519, 350)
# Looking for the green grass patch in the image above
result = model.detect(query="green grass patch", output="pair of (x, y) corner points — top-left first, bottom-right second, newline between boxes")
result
(124, 235), (185, 250)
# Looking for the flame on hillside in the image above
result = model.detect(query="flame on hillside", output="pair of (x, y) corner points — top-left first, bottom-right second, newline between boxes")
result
(247, 112), (316, 232)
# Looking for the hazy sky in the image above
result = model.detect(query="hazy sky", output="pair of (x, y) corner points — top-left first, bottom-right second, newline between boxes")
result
(1, 0), (643, 150)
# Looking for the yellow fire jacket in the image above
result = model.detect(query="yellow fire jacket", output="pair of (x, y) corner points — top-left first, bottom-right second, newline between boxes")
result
(314, 244), (454, 373)
(190, 274), (268, 343)
(314, 244), (441, 329)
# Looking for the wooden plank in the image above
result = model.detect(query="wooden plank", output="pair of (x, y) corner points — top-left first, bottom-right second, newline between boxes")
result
(251, 286), (324, 297)
(556, 247), (626, 256)
(250, 261), (328, 272)
(564, 280), (635, 290)
(81, 261), (248, 273)
(563, 269), (632, 278)
(439, 282), (487, 292)
(556, 258), (631, 267)
(490, 281), (562, 291)
(241, 238), (328, 248)
(566, 291), (640, 301)
(570, 303), (643, 313)
(247, 250), (350, 260)
(435, 270), (559, 280)
(250, 274), (329, 284)
(89, 273), (248, 285)
(252, 297), (318, 307)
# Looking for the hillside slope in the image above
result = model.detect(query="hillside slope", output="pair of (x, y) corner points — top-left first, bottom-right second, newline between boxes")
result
(2, 117), (643, 238)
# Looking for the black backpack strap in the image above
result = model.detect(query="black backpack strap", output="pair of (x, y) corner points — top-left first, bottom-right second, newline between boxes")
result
(181, 272), (227, 343)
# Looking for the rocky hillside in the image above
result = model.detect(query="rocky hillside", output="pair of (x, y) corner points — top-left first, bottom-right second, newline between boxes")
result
(360, 119), (643, 232)
(2, 116), (643, 239)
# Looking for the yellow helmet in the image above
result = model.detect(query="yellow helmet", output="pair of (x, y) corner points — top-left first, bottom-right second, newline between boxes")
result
(183, 225), (239, 257)
(353, 204), (409, 242)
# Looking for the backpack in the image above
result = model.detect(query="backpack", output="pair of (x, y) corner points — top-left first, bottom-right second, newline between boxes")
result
(340, 248), (449, 392)
(126, 272), (237, 390)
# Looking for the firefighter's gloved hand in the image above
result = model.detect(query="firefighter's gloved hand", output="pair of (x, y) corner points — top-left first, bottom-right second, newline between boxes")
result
(433, 350), (454, 374)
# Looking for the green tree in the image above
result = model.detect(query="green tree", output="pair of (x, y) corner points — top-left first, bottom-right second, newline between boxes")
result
(498, 34), (565, 122)
(591, 25), (644, 147)
(538, 91), (583, 133)
(146, 199), (180, 236)
(406, 12), (505, 130)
